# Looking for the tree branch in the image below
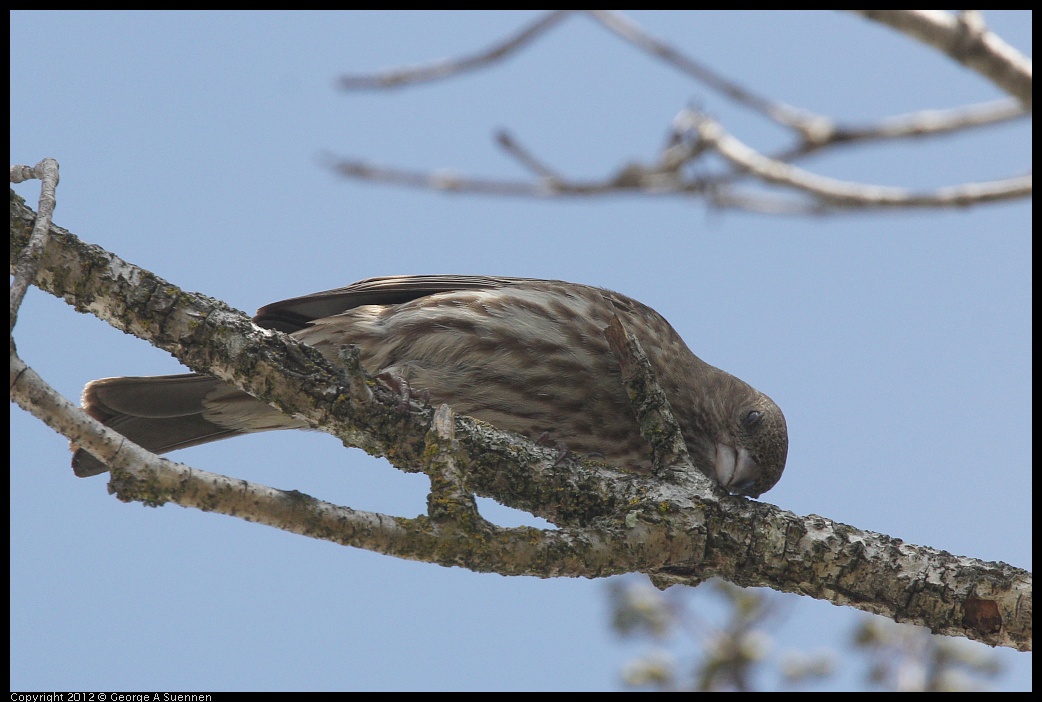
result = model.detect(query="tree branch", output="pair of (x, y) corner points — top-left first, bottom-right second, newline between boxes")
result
(329, 11), (1030, 213)
(336, 10), (575, 90)
(8, 351), (660, 577)
(9, 189), (1031, 649)
(9, 158), (59, 330)
(853, 10), (1032, 110)
(584, 10), (823, 134)
(687, 111), (1033, 208)
(767, 99), (1027, 161)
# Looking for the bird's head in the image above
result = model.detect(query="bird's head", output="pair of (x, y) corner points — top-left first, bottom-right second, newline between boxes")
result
(712, 391), (788, 497)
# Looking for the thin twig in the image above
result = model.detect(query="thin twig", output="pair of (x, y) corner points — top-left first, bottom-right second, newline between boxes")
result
(690, 112), (1032, 209)
(778, 99), (1028, 159)
(327, 12), (1030, 214)
(495, 129), (562, 179)
(584, 10), (828, 136)
(337, 10), (574, 90)
(679, 100), (1028, 197)
(328, 154), (551, 195)
(9, 158), (59, 331)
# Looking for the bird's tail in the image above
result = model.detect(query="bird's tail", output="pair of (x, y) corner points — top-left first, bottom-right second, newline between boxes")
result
(71, 374), (261, 477)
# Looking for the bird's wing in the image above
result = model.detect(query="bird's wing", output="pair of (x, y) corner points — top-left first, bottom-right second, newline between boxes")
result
(253, 275), (529, 333)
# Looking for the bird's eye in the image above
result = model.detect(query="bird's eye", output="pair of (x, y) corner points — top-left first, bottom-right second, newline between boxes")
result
(741, 409), (763, 430)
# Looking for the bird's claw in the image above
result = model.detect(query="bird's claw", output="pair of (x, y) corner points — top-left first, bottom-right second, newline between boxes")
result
(376, 369), (429, 415)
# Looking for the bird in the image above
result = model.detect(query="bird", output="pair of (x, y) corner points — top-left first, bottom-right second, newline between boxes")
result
(71, 275), (788, 497)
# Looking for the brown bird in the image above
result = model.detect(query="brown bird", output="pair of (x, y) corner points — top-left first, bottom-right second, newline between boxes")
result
(72, 275), (788, 497)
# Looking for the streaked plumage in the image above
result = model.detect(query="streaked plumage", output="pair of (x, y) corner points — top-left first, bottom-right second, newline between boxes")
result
(73, 275), (787, 496)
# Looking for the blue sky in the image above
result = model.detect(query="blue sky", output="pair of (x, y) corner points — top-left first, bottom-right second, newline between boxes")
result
(10, 11), (1030, 691)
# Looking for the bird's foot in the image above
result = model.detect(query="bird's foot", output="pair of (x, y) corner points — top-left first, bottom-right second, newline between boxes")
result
(376, 368), (430, 415)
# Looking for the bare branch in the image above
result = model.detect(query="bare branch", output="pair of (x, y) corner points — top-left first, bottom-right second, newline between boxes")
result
(337, 10), (574, 90)
(853, 10), (1032, 110)
(9, 157), (59, 330)
(584, 10), (828, 136)
(9, 352), (162, 476)
(693, 100), (1028, 208)
(326, 152), (690, 199)
(329, 130), (1031, 212)
(690, 112), (1033, 209)
(326, 12), (1030, 213)
(495, 129), (563, 179)
(327, 153), (552, 196)
(776, 99), (1028, 160)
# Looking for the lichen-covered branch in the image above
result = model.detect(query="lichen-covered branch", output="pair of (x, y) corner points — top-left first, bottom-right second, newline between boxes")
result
(7, 189), (624, 527)
(8, 350), (678, 577)
(603, 314), (707, 487)
(9, 190), (1031, 649)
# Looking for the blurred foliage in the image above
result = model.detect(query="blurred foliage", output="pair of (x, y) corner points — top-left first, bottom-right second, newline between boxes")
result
(853, 615), (1004, 691)
(608, 576), (1003, 692)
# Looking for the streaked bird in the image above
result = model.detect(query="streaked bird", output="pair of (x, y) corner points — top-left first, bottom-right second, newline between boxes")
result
(72, 275), (787, 497)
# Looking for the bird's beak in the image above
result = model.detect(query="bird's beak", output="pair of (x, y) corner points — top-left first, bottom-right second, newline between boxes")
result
(714, 443), (761, 496)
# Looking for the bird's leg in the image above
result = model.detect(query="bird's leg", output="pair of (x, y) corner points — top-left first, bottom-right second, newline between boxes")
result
(375, 365), (428, 415)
